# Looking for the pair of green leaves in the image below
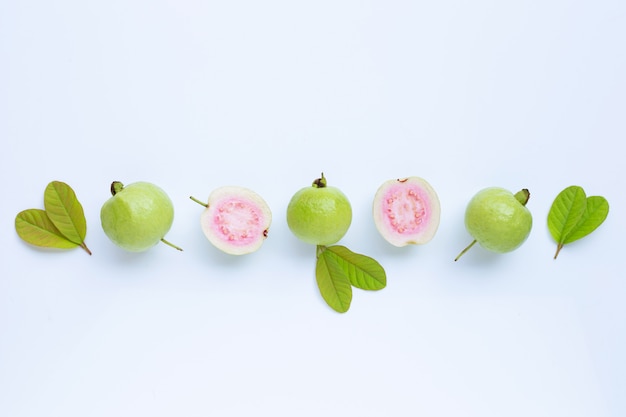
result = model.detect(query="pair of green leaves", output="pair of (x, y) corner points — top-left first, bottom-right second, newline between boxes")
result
(15, 181), (92, 255)
(316, 245), (386, 313)
(548, 185), (609, 259)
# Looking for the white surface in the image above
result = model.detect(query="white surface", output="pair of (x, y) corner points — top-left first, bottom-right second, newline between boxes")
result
(1, 1), (625, 416)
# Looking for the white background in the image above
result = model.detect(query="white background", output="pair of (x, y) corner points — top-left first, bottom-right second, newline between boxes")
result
(1, 1), (625, 416)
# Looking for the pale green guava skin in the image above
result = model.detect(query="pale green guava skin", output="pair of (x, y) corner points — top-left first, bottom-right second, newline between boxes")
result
(464, 187), (532, 253)
(100, 182), (174, 252)
(287, 183), (352, 246)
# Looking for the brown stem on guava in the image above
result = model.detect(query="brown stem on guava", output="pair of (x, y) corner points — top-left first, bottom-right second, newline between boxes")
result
(189, 196), (208, 207)
(316, 245), (327, 258)
(514, 189), (530, 206)
(161, 238), (183, 251)
(454, 239), (477, 262)
(312, 172), (327, 188)
(554, 243), (564, 260)
(110, 181), (124, 196)
(80, 242), (92, 255)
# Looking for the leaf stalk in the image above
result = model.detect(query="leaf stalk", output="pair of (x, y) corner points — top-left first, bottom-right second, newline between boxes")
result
(80, 242), (92, 255)
(554, 243), (564, 259)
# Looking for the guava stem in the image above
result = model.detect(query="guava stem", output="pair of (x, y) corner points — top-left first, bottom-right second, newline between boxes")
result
(554, 243), (564, 260)
(316, 245), (327, 258)
(312, 172), (327, 188)
(514, 189), (530, 206)
(110, 181), (124, 196)
(80, 242), (92, 256)
(161, 238), (183, 251)
(189, 196), (208, 207)
(454, 239), (477, 262)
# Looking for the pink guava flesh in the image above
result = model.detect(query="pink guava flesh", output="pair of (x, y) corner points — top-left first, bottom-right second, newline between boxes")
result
(210, 198), (265, 245)
(373, 177), (441, 247)
(200, 186), (271, 255)
(381, 185), (429, 233)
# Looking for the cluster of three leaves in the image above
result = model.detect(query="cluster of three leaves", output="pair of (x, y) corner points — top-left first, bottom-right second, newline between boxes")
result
(316, 245), (386, 313)
(15, 181), (91, 255)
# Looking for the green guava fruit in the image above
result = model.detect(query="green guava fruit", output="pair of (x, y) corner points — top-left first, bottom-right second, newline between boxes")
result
(100, 181), (180, 252)
(455, 187), (532, 260)
(373, 176), (441, 247)
(191, 186), (272, 255)
(286, 173), (352, 246)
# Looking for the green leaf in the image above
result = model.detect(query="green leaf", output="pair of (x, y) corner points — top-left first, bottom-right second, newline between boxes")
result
(44, 181), (86, 243)
(324, 245), (386, 290)
(547, 186), (609, 259)
(547, 185), (587, 245)
(15, 209), (79, 250)
(316, 247), (352, 313)
(563, 196), (609, 244)
(43, 181), (91, 254)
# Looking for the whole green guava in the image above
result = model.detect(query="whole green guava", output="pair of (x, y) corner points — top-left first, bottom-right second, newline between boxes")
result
(286, 173), (352, 246)
(100, 181), (177, 252)
(456, 187), (532, 260)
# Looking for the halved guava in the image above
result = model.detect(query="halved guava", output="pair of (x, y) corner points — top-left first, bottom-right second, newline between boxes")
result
(372, 177), (441, 247)
(199, 186), (272, 255)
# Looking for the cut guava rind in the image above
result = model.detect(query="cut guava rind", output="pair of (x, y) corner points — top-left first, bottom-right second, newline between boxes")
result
(372, 177), (441, 247)
(200, 186), (272, 255)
